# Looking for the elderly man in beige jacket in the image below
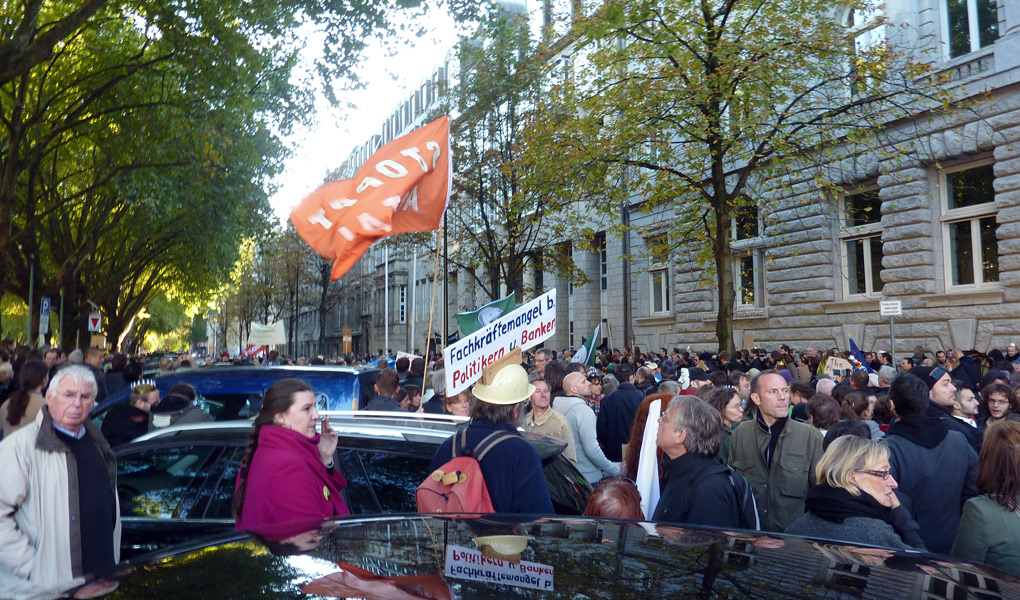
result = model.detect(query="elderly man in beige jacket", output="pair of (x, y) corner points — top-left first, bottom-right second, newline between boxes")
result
(0, 365), (120, 600)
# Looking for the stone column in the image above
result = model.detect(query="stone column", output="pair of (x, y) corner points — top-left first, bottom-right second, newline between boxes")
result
(572, 246), (602, 348)
(548, 270), (570, 351)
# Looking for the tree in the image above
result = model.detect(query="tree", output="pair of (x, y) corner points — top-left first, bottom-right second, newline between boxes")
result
(523, 0), (946, 351)
(442, 6), (585, 304)
(0, 0), (482, 344)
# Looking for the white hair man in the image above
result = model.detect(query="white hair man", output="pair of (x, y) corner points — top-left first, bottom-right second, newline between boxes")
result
(0, 365), (120, 599)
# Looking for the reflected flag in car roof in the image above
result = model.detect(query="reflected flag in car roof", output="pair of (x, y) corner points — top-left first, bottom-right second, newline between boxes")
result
(291, 116), (452, 281)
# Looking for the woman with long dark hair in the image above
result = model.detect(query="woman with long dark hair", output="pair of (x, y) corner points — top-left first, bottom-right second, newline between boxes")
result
(1, 361), (49, 437)
(233, 379), (348, 531)
(952, 421), (1020, 576)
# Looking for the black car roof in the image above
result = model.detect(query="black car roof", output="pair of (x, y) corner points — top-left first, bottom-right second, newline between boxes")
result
(78, 515), (1017, 600)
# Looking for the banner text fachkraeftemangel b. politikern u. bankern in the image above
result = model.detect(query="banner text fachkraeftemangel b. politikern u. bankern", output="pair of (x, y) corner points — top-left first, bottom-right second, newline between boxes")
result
(443, 290), (556, 396)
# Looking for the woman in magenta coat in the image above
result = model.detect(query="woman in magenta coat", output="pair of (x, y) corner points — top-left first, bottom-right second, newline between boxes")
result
(233, 379), (348, 536)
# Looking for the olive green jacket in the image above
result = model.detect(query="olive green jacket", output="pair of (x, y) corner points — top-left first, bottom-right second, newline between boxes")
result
(952, 495), (1020, 577)
(728, 417), (823, 532)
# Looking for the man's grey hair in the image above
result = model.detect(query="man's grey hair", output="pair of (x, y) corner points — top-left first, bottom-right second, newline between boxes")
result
(47, 365), (98, 397)
(535, 348), (555, 361)
(664, 395), (723, 458)
(601, 374), (619, 396)
(878, 365), (896, 386)
(431, 369), (446, 395)
(658, 380), (681, 396)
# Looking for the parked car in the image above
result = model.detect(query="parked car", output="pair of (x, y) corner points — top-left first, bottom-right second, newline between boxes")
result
(90, 365), (381, 434)
(112, 413), (592, 559)
(68, 514), (1019, 600)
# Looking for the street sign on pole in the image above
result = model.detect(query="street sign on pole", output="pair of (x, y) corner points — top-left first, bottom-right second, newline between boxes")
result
(880, 300), (901, 365)
(880, 300), (902, 317)
(38, 297), (51, 335)
(87, 312), (102, 332)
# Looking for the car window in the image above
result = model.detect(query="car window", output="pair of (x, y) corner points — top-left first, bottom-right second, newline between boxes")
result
(118, 446), (218, 519)
(194, 447), (243, 520)
(197, 393), (261, 421)
(349, 450), (432, 513)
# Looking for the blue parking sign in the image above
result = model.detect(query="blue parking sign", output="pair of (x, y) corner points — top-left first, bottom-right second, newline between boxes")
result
(39, 297), (51, 334)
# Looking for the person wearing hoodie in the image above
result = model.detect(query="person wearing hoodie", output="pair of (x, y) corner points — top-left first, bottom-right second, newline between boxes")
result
(556, 371), (619, 486)
(885, 373), (978, 555)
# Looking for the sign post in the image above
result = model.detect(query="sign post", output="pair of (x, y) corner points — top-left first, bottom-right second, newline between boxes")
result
(880, 300), (902, 366)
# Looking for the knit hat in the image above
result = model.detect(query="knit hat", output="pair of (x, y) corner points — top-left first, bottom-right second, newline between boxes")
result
(909, 365), (949, 391)
(68, 349), (84, 364)
(778, 369), (793, 384)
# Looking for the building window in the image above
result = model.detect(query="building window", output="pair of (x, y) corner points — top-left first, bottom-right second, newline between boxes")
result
(650, 268), (671, 314)
(735, 251), (765, 308)
(399, 285), (407, 323)
(941, 163), (998, 288)
(840, 188), (884, 297)
(732, 203), (759, 240)
(844, 3), (887, 95)
(569, 321), (575, 348)
(597, 234), (608, 291)
(943, 0), (998, 60)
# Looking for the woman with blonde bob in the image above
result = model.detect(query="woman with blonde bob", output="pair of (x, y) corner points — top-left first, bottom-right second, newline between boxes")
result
(786, 436), (925, 550)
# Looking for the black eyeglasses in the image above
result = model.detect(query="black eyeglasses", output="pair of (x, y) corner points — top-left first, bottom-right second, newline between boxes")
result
(856, 469), (892, 480)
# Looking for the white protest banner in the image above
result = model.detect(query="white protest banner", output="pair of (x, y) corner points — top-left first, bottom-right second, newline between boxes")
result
(247, 320), (287, 346)
(445, 545), (553, 592)
(444, 289), (556, 396)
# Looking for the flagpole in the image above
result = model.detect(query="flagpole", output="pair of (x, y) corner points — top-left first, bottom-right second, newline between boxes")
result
(385, 245), (390, 358)
(410, 251), (417, 354)
(442, 213), (448, 348)
(422, 228), (443, 397)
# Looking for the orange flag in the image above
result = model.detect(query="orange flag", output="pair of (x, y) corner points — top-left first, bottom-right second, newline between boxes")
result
(291, 115), (451, 280)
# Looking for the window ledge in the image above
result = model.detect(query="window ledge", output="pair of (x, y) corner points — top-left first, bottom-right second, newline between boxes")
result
(920, 288), (1003, 308)
(823, 298), (882, 314)
(636, 314), (675, 326)
(928, 46), (995, 86)
(699, 308), (768, 322)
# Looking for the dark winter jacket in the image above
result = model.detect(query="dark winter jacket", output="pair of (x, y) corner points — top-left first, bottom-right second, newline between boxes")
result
(927, 400), (982, 453)
(596, 382), (645, 462)
(100, 402), (150, 447)
(785, 484), (925, 551)
(886, 414), (979, 555)
(365, 395), (403, 411)
(431, 418), (553, 515)
(653, 453), (740, 528)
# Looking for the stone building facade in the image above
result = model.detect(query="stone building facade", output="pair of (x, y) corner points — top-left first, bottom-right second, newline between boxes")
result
(618, 0), (1020, 356)
(289, 0), (1020, 360)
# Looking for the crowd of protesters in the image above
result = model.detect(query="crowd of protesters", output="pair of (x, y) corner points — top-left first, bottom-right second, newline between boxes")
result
(3, 335), (1020, 595)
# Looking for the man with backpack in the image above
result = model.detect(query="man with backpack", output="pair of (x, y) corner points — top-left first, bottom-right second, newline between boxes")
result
(653, 395), (758, 529)
(423, 363), (554, 514)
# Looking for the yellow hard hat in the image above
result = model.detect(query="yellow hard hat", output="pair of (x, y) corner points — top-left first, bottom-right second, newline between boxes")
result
(472, 364), (535, 405)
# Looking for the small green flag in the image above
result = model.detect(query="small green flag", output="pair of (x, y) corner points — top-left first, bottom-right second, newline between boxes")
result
(571, 324), (601, 367)
(456, 293), (516, 335)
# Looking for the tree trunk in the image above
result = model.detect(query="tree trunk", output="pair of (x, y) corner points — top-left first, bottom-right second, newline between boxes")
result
(714, 202), (735, 353)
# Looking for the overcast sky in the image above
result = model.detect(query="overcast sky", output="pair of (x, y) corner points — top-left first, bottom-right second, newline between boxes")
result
(268, 10), (463, 224)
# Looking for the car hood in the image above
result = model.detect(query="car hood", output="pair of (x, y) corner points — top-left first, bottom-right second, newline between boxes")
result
(68, 516), (1017, 600)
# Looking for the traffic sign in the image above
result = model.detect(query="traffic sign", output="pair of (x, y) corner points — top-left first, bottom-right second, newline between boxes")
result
(87, 312), (102, 332)
(879, 300), (902, 317)
(39, 296), (51, 334)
